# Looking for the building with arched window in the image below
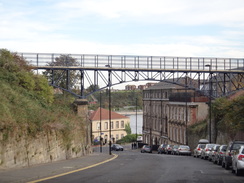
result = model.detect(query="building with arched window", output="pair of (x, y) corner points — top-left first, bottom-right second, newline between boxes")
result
(90, 107), (130, 144)
(143, 79), (209, 146)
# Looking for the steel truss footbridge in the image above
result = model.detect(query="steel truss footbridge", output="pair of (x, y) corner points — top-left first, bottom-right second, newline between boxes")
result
(19, 53), (244, 99)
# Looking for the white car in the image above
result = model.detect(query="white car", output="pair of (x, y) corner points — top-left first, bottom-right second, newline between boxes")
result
(232, 145), (244, 176)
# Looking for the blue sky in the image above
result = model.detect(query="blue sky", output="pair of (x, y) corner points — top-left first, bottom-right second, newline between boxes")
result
(1, 0), (244, 58)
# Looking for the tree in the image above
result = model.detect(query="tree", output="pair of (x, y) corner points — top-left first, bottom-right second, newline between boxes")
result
(124, 123), (132, 135)
(213, 95), (244, 140)
(86, 84), (100, 93)
(43, 55), (80, 91)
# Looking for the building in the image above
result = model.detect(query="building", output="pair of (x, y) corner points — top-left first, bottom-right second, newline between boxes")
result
(142, 78), (209, 146)
(90, 107), (130, 144)
(125, 85), (136, 90)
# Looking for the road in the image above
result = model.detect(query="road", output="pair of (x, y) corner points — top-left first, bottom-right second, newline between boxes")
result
(40, 146), (244, 183)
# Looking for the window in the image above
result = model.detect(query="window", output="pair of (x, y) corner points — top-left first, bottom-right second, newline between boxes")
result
(111, 121), (114, 129)
(116, 134), (119, 140)
(97, 122), (100, 130)
(121, 121), (124, 128)
(116, 121), (119, 128)
(104, 122), (108, 130)
(121, 134), (124, 139)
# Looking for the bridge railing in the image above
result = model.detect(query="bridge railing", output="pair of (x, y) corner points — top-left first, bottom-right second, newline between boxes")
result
(18, 53), (244, 72)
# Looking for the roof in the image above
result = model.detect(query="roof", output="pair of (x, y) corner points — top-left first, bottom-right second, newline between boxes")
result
(90, 107), (129, 121)
(145, 77), (198, 90)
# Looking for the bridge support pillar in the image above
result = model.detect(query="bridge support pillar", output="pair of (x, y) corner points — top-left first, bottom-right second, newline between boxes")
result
(73, 99), (92, 154)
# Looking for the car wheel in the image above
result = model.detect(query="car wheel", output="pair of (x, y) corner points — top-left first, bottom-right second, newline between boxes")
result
(235, 168), (241, 176)
(225, 162), (229, 170)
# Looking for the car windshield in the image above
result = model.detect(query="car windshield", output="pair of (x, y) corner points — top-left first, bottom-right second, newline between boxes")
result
(199, 144), (205, 148)
(221, 145), (227, 151)
(233, 144), (244, 150)
(207, 144), (215, 148)
(180, 146), (189, 149)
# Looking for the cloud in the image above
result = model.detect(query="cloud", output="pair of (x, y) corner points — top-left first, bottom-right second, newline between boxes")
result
(54, 0), (244, 26)
(0, 0), (244, 59)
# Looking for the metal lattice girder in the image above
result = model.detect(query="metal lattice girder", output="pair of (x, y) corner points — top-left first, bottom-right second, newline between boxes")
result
(18, 52), (244, 98)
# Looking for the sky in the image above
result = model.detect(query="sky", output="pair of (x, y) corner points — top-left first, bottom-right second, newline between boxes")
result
(0, 0), (244, 89)
(1, 0), (244, 58)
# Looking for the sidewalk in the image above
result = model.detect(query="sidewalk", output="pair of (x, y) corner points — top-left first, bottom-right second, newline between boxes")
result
(0, 152), (114, 183)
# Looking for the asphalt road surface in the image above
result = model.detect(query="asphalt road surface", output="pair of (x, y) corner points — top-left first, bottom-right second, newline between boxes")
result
(40, 147), (244, 183)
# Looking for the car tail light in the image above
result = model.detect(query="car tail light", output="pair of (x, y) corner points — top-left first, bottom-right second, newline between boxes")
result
(206, 148), (209, 151)
(197, 148), (200, 150)
(238, 155), (244, 160)
(219, 152), (223, 154)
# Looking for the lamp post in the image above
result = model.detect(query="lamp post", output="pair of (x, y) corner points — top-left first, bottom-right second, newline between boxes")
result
(136, 97), (138, 148)
(100, 91), (102, 153)
(205, 64), (212, 143)
(108, 71), (112, 155)
(185, 74), (188, 145)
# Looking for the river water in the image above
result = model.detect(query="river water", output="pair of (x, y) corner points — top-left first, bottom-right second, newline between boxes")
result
(126, 114), (143, 134)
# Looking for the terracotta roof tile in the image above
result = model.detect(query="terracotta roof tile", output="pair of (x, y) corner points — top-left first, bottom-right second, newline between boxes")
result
(90, 107), (129, 121)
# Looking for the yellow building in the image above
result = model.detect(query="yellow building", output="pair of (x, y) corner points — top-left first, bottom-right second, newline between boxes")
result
(90, 107), (130, 144)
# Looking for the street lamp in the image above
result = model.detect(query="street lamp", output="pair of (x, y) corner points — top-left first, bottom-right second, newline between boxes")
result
(108, 71), (112, 155)
(100, 91), (102, 153)
(185, 74), (188, 145)
(205, 64), (212, 143)
(136, 97), (138, 148)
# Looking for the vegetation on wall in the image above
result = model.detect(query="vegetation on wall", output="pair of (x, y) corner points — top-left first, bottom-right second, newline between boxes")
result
(0, 49), (85, 142)
(212, 95), (244, 139)
(188, 94), (244, 141)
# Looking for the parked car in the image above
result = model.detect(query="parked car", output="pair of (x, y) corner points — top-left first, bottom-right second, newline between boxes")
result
(193, 144), (206, 158)
(141, 145), (152, 153)
(165, 144), (174, 154)
(232, 145), (244, 176)
(158, 144), (167, 154)
(176, 145), (191, 156)
(209, 144), (220, 162)
(171, 145), (179, 155)
(215, 145), (227, 165)
(198, 139), (209, 144)
(111, 144), (124, 151)
(200, 144), (217, 160)
(222, 140), (244, 170)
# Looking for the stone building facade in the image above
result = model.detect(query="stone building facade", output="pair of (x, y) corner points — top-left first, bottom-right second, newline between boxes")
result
(90, 107), (130, 144)
(142, 80), (209, 146)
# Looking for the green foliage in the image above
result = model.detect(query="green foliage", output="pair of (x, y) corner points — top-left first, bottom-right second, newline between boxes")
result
(124, 123), (132, 135)
(116, 134), (138, 144)
(0, 49), (54, 104)
(89, 90), (143, 110)
(0, 49), (85, 142)
(212, 95), (244, 139)
(86, 84), (100, 92)
(43, 55), (80, 90)
(188, 120), (207, 135)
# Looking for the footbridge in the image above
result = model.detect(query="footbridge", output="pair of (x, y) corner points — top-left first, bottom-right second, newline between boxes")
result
(19, 53), (244, 99)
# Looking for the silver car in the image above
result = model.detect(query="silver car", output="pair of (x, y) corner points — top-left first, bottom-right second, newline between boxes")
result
(176, 145), (191, 156)
(232, 145), (244, 176)
(193, 144), (206, 158)
(200, 144), (217, 160)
